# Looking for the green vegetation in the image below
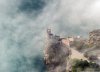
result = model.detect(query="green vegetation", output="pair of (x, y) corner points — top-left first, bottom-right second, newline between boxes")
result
(72, 59), (100, 72)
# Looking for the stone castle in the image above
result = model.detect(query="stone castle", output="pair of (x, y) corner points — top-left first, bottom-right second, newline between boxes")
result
(44, 29), (71, 72)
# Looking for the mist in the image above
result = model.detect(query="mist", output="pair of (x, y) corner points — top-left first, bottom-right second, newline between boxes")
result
(0, 0), (100, 72)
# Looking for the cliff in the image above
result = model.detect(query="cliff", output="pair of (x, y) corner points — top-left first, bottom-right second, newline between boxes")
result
(89, 29), (100, 47)
(44, 29), (100, 72)
(44, 29), (71, 72)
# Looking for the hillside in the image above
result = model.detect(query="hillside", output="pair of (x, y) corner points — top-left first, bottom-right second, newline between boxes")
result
(44, 29), (100, 72)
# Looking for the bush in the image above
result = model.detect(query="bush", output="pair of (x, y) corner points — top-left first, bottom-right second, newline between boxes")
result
(72, 59), (100, 72)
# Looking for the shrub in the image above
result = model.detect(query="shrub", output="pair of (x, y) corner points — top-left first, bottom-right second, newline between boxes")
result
(72, 59), (100, 72)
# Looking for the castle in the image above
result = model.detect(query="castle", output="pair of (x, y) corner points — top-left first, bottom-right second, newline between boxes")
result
(46, 29), (60, 44)
(44, 29), (72, 72)
(46, 29), (80, 47)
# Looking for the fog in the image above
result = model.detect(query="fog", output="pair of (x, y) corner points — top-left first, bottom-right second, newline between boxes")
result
(0, 0), (100, 72)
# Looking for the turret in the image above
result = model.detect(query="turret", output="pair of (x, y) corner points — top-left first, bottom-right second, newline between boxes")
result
(47, 29), (53, 39)
(47, 29), (51, 35)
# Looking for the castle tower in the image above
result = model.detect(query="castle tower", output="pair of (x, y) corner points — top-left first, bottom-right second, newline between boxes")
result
(47, 29), (51, 35)
(47, 29), (53, 39)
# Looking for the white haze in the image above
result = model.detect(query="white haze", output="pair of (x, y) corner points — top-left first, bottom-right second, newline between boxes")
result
(0, 0), (100, 72)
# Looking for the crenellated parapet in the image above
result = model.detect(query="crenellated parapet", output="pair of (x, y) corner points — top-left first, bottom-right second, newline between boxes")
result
(46, 29), (61, 44)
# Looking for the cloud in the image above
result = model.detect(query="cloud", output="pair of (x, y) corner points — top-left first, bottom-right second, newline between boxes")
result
(18, 0), (46, 16)
(0, 0), (100, 72)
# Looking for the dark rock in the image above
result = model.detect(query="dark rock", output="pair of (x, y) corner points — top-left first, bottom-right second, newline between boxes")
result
(44, 29), (70, 72)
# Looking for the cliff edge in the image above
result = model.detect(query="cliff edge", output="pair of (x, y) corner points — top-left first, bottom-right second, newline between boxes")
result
(44, 29), (71, 72)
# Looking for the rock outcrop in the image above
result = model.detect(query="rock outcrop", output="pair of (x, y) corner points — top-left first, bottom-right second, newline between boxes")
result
(86, 29), (100, 65)
(89, 29), (100, 47)
(44, 29), (100, 72)
(44, 29), (70, 72)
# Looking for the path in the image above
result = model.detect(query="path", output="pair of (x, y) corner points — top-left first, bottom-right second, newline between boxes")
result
(70, 48), (88, 61)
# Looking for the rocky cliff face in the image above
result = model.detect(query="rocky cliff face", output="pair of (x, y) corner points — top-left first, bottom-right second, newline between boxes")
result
(44, 29), (70, 72)
(44, 42), (70, 72)
(85, 29), (100, 64)
(89, 29), (100, 47)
